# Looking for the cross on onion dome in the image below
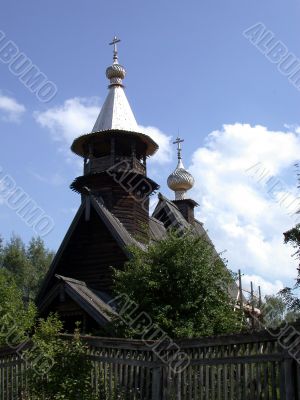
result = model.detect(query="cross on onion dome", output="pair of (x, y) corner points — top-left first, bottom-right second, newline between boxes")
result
(173, 137), (184, 160)
(109, 36), (121, 63)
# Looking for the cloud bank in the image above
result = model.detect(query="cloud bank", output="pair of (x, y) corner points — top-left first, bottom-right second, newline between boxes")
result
(0, 94), (25, 122)
(190, 123), (300, 294)
(34, 97), (100, 142)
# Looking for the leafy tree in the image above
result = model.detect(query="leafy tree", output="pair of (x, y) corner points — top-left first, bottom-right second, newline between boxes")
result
(25, 236), (54, 299)
(113, 230), (245, 338)
(0, 268), (36, 347)
(279, 225), (300, 311)
(1, 234), (54, 301)
(1, 234), (28, 291)
(261, 294), (300, 328)
(261, 295), (287, 328)
(0, 234), (4, 266)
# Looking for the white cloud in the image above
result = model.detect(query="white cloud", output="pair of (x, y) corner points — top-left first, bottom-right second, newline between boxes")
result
(34, 97), (173, 164)
(0, 94), (25, 122)
(139, 125), (173, 165)
(242, 274), (284, 297)
(190, 123), (300, 295)
(34, 97), (100, 144)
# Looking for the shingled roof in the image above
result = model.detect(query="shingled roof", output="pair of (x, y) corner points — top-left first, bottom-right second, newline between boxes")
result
(39, 275), (117, 327)
(91, 196), (146, 251)
(152, 193), (190, 230)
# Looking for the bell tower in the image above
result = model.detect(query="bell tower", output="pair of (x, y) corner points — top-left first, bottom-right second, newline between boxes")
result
(70, 37), (159, 240)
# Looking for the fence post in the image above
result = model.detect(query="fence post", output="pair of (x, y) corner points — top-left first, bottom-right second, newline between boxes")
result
(152, 366), (162, 400)
(296, 362), (300, 400)
(283, 358), (296, 399)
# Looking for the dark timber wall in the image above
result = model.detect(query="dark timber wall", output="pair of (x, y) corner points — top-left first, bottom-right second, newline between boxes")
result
(54, 207), (128, 293)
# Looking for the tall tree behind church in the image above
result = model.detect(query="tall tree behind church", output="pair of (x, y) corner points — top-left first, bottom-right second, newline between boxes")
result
(0, 234), (54, 302)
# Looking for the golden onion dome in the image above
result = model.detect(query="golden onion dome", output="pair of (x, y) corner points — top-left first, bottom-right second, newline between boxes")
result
(106, 63), (125, 79)
(167, 159), (194, 192)
(168, 137), (194, 200)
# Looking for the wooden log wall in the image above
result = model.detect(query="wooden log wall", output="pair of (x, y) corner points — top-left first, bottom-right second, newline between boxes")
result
(54, 207), (128, 293)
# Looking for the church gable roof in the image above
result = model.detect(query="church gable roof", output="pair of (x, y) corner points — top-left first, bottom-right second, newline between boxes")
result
(152, 193), (216, 249)
(90, 196), (145, 255)
(91, 196), (146, 252)
(39, 275), (117, 327)
(37, 196), (145, 305)
(149, 216), (167, 242)
(152, 193), (191, 230)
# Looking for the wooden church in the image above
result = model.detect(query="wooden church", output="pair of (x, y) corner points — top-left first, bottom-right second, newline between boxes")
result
(36, 38), (225, 332)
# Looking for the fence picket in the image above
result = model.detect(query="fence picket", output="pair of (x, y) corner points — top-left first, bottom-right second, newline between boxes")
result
(0, 327), (299, 400)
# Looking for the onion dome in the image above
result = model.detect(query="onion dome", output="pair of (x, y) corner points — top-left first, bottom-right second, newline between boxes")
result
(106, 64), (126, 85)
(167, 137), (194, 200)
(105, 36), (126, 86)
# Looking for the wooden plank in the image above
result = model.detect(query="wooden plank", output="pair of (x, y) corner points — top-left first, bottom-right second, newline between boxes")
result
(188, 365), (192, 400)
(188, 353), (283, 366)
(224, 364), (228, 400)
(296, 362), (300, 400)
(263, 362), (270, 400)
(229, 363), (235, 400)
(205, 365), (209, 400)
(211, 365), (215, 400)
(256, 362), (262, 399)
(283, 358), (295, 400)
(279, 360), (285, 400)
(217, 365), (221, 400)
(249, 361), (255, 399)
(270, 361), (277, 400)
(152, 367), (162, 400)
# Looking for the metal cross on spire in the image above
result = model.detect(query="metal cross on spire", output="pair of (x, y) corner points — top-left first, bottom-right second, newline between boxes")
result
(173, 137), (184, 160)
(109, 36), (121, 63)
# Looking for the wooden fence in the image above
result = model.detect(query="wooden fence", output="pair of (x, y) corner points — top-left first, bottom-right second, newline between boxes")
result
(1, 325), (300, 399)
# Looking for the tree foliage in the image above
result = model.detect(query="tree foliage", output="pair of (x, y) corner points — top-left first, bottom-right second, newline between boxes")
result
(261, 295), (286, 328)
(113, 230), (245, 338)
(0, 268), (36, 346)
(279, 225), (300, 311)
(0, 234), (54, 301)
(261, 294), (300, 329)
(0, 254), (99, 400)
(26, 316), (98, 400)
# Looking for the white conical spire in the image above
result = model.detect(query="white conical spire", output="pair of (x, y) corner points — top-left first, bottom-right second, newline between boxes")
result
(92, 36), (138, 133)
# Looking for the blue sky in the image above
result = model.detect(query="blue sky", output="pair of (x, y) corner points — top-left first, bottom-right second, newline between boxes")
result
(1, 0), (300, 295)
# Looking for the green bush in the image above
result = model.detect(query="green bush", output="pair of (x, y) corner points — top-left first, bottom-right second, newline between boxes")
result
(113, 229), (245, 338)
(26, 316), (98, 400)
